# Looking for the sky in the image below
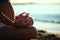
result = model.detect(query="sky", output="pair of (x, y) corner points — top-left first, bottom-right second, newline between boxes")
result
(10, 0), (60, 15)
(10, 0), (60, 3)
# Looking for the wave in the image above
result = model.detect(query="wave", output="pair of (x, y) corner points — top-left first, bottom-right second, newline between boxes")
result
(35, 19), (60, 24)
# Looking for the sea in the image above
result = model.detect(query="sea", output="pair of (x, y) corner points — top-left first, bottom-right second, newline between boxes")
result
(12, 3), (60, 33)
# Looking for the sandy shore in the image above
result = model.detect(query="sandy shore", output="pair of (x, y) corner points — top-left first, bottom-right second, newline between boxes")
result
(31, 30), (60, 40)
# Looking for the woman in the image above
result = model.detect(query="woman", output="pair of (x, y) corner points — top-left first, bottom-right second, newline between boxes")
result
(0, 0), (37, 40)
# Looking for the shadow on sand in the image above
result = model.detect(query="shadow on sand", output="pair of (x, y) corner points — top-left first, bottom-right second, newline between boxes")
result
(37, 30), (60, 40)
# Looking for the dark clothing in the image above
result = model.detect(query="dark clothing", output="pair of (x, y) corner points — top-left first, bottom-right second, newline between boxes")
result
(0, 0), (9, 4)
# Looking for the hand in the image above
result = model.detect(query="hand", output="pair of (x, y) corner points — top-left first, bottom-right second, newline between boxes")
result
(23, 17), (34, 25)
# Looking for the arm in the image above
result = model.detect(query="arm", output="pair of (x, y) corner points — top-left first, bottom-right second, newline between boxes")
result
(0, 27), (37, 39)
(0, 12), (14, 25)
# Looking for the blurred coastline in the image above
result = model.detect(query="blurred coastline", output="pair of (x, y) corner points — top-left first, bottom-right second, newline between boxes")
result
(12, 3), (60, 40)
(13, 3), (60, 33)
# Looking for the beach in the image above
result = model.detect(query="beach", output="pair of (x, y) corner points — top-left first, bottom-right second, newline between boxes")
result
(13, 4), (60, 40)
(33, 20), (60, 33)
(31, 30), (60, 40)
(31, 21), (60, 40)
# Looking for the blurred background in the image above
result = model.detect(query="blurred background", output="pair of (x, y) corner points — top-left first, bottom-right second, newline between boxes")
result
(10, 0), (60, 33)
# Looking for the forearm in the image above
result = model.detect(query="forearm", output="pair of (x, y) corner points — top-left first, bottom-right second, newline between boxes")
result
(0, 12), (14, 25)
(0, 27), (37, 39)
(0, 1), (15, 21)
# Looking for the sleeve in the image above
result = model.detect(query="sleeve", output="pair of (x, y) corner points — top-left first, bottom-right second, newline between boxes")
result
(0, 0), (9, 4)
(0, 23), (6, 29)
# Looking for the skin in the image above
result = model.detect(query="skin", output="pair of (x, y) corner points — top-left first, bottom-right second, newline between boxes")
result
(0, 2), (15, 21)
(0, 2), (37, 39)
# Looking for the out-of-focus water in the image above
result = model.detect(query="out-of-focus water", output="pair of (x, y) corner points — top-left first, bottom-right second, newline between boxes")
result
(34, 21), (60, 33)
(13, 4), (60, 33)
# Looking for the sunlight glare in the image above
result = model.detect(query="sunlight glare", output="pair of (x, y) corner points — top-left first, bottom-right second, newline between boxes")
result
(10, 0), (60, 3)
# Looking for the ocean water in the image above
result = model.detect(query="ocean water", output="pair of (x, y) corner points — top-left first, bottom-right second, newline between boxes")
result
(13, 4), (60, 33)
